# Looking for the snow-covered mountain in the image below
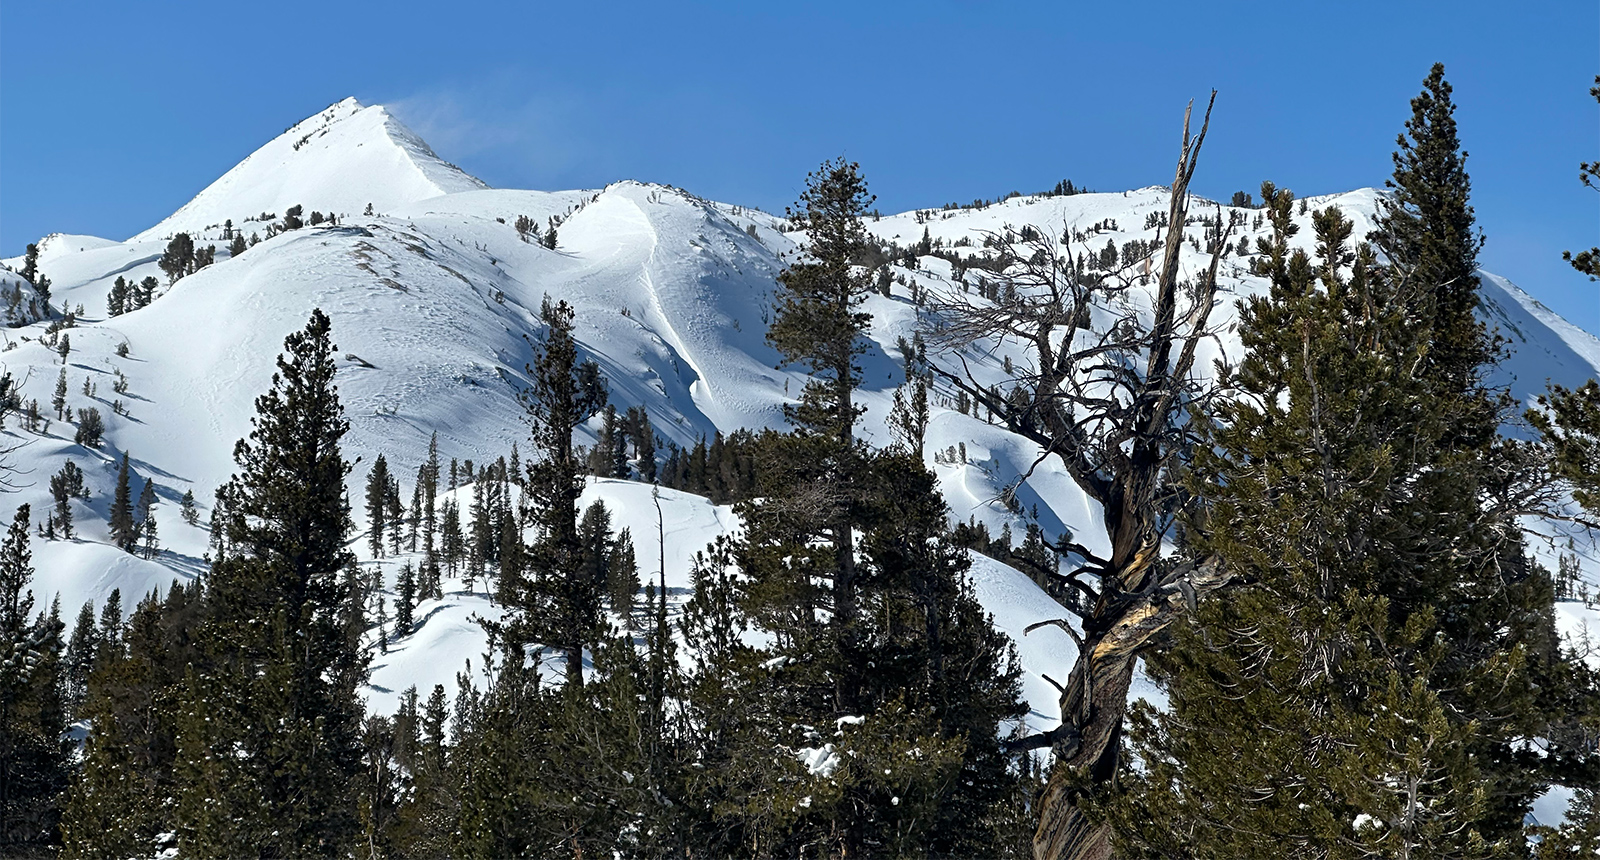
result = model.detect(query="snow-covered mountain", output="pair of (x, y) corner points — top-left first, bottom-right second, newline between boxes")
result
(4, 99), (1597, 736)
(132, 97), (487, 243)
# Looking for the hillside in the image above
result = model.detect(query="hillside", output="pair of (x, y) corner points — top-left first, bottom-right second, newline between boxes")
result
(2, 99), (1596, 740)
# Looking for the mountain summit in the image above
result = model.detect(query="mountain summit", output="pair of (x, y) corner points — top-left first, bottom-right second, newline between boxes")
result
(131, 97), (487, 242)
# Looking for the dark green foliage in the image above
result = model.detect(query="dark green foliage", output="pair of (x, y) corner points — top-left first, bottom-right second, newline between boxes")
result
(1374, 63), (1489, 394)
(659, 430), (759, 503)
(63, 582), (206, 858)
(109, 452), (137, 552)
(283, 204), (304, 231)
(669, 160), (1029, 857)
(0, 505), (69, 852)
(769, 158), (874, 443)
(421, 434), (441, 587)
(1111, 191), (1579, 857)
(396, 560), (415, 635)
(137, 478), (159, 559)
(171, 308), (366, 856)
(107, 276), (129, 317)
(1533, 381), (1600, 512)
(625, 405), (657, 482)
(51, 368), (66, 421)
(20, 243), (51, 306)
(366, 453), (390, 558)
(73, 407), (103, 448)
(227, 233), (247, 259)
(1563, 76), (1600, 278)
(577, 501), (639, 622)
(180, 489), (198, 526)
(48, 460), (86, 541)
(64, 601), (98, 718)
(157, 233), (195, 285)
(498, 298), (607, 687)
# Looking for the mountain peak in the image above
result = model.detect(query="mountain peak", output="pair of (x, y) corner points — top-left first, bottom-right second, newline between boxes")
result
(131, 98), (487, 242)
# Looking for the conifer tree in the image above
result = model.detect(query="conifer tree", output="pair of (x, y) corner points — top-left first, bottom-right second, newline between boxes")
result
(158, 233), (195, 285)
(173, 309), (365, 856)
(759, 157), (876, 712)
(63, 600), (98, 718)
(107, 276), (128, 317)
(396, 560), (416, 635)
(51, 368), (66, 420)
(109, 452), (137, 552)
(63, 583), (203, 858)
(500, 297), (607, 687)
(73, 408), (103, 448)
(0, 504), (69, 852)
(366, 454), (390, 558)
(625, 405), (657, 481)
(136, 479), (158, 559)
(682, 159), (1028, 857)
(48, 461), (84, 542)
(422, 432), (440, 584)
(180, 489), (198, 526)
(1375, 63), (1489, 397)
(1112, 192), (1572, 856)
(440, 496), (463, 577)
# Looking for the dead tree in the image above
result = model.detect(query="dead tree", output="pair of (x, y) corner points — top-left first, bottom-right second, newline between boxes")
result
(923, 93), (1231, 860)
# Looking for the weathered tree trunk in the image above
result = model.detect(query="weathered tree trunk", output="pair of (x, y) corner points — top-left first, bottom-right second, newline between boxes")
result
(926, 94), (1231, 860)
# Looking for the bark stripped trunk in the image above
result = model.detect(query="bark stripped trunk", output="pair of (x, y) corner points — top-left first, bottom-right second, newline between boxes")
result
(926, 93), (1233, 860)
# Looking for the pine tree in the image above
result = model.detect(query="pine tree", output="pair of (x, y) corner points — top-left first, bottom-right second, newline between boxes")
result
(136, 479), (159, 559)
(64, 600), (98, 718)
(1374, 63), (1489, 397)
(366, 454), (390, 558)
(683, 159), (1029, 856)
(73, 408), (103, 448)
(109, 453), (137, 552)
(1112, 194), (1568, 857)
(107, 276), (128, 317)
(396, 560), (416, 635)
(0, 504), (69, 852)
(180, 489), (198, 526)
(51, 368), (66, 420)
(757, 156), (876, 712)
(422, 432), (440, 586)
(48, 461), (84, 542)
(408, 479), (423, 553)
(625, 405), (657, 482)
(136, 276), (157, 309)
(500, 297), (607, 687)
(158, 233), (195, 285)
(63, 584), (203, 858)
(440, 496), (463, 578)
(173, 309), (365, 856)
(228, 233), (247, 259)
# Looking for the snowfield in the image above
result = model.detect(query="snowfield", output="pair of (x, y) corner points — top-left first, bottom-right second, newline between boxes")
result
(5, 98), (1598, 745)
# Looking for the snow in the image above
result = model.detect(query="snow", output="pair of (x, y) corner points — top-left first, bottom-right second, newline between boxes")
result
(8, 97), (1598, 746)
(1553, 601), (1600, 671)
(131, 98), (486, 244)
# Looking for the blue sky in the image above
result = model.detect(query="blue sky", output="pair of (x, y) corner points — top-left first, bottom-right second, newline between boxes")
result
(3, 1), (1595, 330)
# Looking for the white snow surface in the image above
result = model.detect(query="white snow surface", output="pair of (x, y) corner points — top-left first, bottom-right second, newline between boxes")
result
(130, 98), (487, 243)
(9, 99), (1600, 745)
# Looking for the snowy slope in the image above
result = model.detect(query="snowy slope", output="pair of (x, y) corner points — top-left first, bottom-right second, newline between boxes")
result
(131, 98), (487, 243)
(9, 99), (1600, 738)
